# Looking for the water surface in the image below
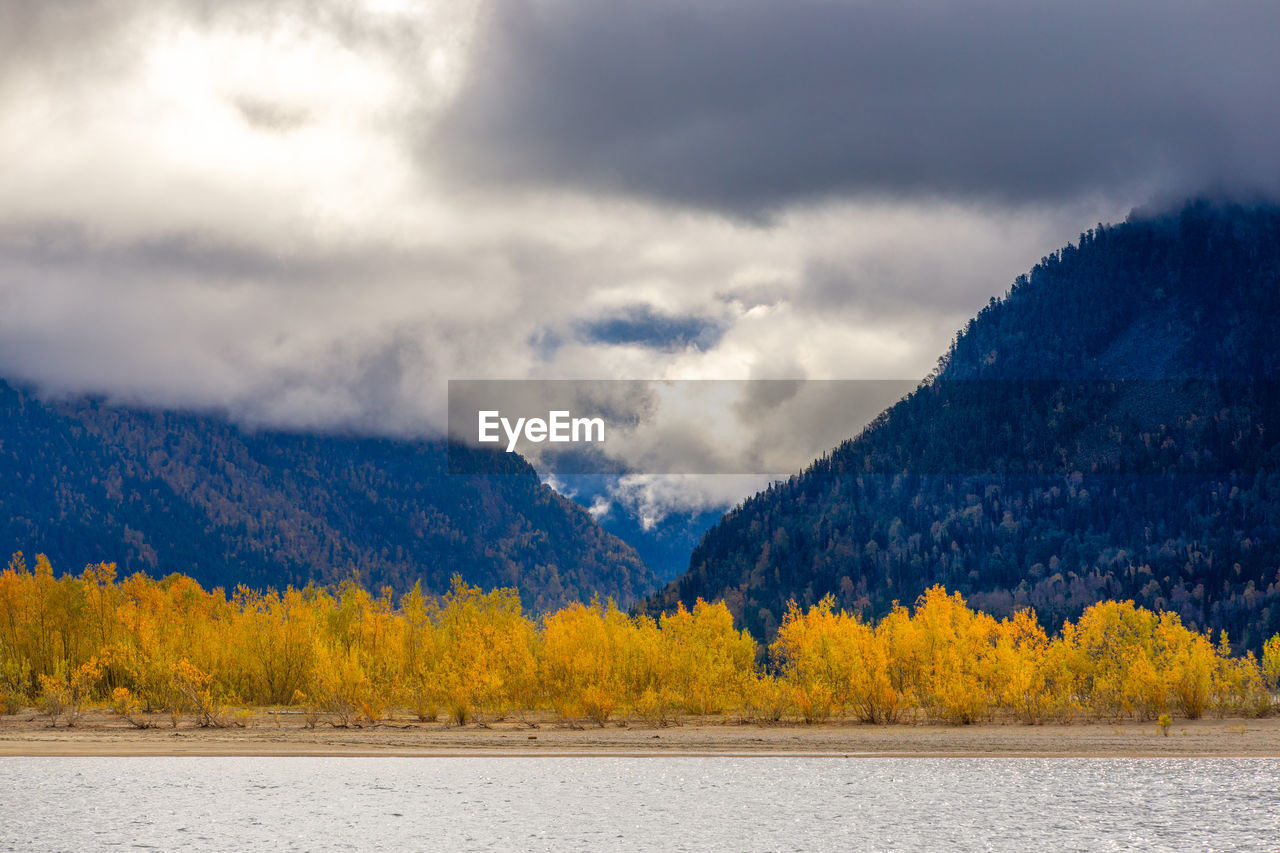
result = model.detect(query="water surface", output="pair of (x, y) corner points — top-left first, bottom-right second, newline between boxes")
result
(1, 756), (1276, 851)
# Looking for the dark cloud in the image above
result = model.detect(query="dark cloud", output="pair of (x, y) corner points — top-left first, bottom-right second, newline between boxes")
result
(0, 222), (446, 288)
(436, 0), (1280, 218)
(576, 305), (724, 350)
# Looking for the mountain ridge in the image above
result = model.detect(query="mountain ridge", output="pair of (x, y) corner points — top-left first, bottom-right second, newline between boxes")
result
(0, 379), (656, 610)
(646, 200), (1280, 650)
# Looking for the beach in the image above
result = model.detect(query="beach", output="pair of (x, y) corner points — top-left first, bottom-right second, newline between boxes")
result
(2, 711), (1278, 758)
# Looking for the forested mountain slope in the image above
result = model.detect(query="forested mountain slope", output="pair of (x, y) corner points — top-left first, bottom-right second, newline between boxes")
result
(0, 381), (655, 610)
(647, 201), (1280, 649)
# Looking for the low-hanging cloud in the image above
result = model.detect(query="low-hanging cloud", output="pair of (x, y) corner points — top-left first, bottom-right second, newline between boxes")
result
(436, 0), (1280, 218)
(3, 0), (1255, 522)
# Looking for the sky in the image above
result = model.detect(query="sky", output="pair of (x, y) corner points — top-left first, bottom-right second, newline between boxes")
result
(2, 0), (1278, 520)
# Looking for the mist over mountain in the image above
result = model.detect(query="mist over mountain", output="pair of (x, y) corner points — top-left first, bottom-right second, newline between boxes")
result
(0, 380), (655, 611)
(647, 201), (1280, 650)
(586, 497), (722, 585)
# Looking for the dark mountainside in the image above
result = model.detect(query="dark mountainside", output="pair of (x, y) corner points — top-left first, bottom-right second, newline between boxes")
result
(551, 473), (722, 584)
(647, 201), (1280, 650)
(596, 506), (723, 585)
(0, 381), (656, 610)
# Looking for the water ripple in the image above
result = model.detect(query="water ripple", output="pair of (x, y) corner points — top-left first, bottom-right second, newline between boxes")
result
(0, 757), (1277, 851)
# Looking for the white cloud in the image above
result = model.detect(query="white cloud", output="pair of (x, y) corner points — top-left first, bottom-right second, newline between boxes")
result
(607, 475), (777, 531)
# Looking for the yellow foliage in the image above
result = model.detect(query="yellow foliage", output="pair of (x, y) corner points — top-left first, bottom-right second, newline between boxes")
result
(991, 610), (1074, 723)
(1, 552), (1274, 728)
(660, 600), (757, 716)
(171, 658), (224, 727)
(741, 673), (791, 723)
(433, 577), (537, 726)
(905, 587), (997, 724)
(771, 597), (898, 723)
(1261, 634), (1280, 692)
(540, 601), (624, 724)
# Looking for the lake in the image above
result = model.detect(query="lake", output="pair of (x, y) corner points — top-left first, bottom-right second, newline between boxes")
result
(1, 756), (1276, 851)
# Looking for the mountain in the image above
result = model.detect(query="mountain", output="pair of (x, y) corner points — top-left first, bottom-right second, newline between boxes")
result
(646, 200), (1280, 650)
(594, 504), (723, 585)
(548, 473), (722, 584)
(0, 380), (656, 610)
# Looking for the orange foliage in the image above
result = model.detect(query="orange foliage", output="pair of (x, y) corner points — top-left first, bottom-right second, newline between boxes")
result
(1, 555), (1276, 726)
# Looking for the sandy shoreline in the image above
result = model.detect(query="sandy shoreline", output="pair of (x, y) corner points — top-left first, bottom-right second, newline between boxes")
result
(3, 711), (1279, 758)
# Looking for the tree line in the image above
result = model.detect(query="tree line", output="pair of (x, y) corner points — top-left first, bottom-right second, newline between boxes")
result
(3, 552), (1278, 728)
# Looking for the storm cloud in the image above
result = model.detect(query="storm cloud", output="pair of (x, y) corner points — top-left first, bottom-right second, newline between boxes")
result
(437, 0), (1280, 217)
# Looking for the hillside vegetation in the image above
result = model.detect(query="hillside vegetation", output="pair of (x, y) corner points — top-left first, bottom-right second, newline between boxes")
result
(650, 201), (1280, 649)
(0, 382), (654, 611)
